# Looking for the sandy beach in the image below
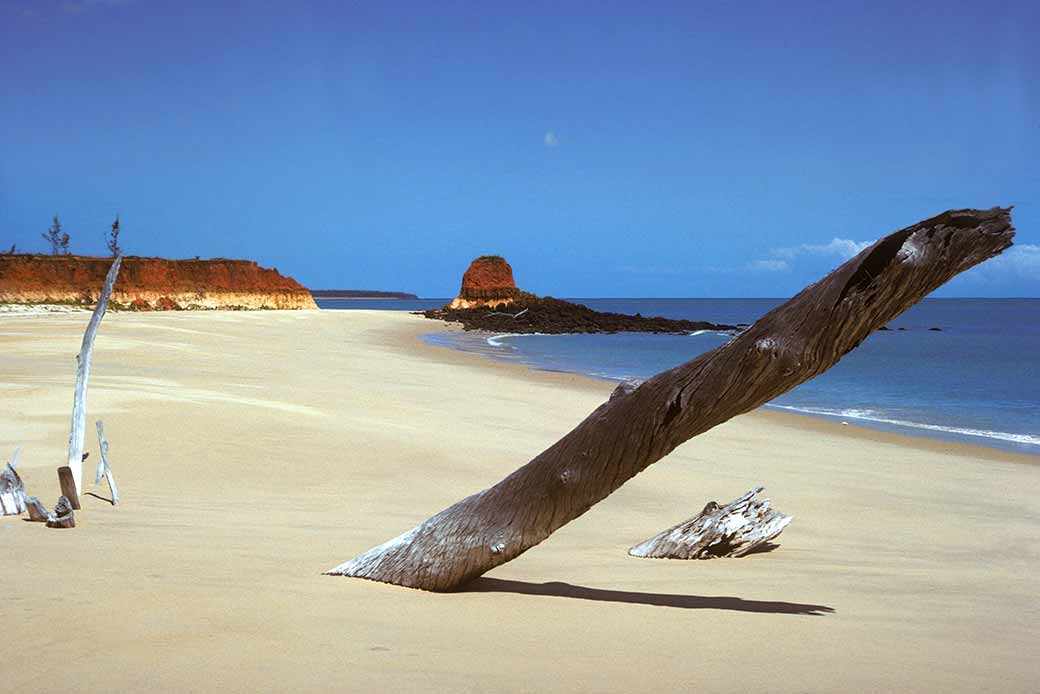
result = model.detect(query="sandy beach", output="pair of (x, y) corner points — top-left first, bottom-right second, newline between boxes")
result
(2, 309), (1038, 693)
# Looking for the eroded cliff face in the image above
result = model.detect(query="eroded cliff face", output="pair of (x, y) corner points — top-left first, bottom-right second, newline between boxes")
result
(0, 255), (317, 310)
(448, 255), (521, 309)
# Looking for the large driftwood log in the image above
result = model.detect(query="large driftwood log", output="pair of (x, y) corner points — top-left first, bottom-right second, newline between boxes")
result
(327, 208), (1014, 592)
(629, 487), (790, 559)
(66, 255), (122, 497)
(95, 420), (120, 506)
(0, 462), (27, 516)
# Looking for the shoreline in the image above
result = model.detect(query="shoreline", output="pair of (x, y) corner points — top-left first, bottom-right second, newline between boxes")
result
(2, 309), (1038, 692)
(405, 317), (1038, 465)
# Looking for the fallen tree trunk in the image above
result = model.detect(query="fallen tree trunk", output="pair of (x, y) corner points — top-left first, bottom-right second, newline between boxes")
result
(327, 208), (1014, 591)
(66, 255), (122, 496)
(629, 487), (790, 559)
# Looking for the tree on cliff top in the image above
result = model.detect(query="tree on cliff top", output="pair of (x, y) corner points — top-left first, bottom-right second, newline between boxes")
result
(106, 214), (122, 257)
(41, 215), (70, 255)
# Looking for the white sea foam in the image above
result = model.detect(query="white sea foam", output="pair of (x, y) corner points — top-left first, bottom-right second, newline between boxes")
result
(486, 333), (521, 348)
(766, 404), (1040, 447)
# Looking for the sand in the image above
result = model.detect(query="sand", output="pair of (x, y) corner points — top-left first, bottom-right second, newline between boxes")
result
(2, 309), (1037, 693)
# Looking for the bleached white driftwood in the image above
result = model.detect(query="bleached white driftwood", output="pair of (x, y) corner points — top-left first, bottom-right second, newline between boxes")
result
(26, 496), (50, 522)
(10, 447), (19, 469)
(95, 420), (119, 506)
(46, 495), (75, 529)
(0, 462), (27, 516)
(66, 255), (122, 496)
(629, 487), (791, 559)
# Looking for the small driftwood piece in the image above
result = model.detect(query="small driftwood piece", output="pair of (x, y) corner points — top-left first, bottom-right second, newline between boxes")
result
(47, 496), (75, 528)
(94, 420), (119, 505)
(0, 462), (27, 516)
(57, 466), (81, 510)
(486, 308), (530, 319)
(629, 487), (791, 559)
(26, 496), (50, 522)
(66, 255), (122, 497)
(327, 208), (1014, 592)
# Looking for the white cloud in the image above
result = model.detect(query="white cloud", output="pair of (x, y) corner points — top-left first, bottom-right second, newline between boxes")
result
(747, 258), (790, 272)
(771, 238), (873, 261)
(746, 236), (872, 272)
(543, 131), (559, 148)
(960, 244), (1040, 283)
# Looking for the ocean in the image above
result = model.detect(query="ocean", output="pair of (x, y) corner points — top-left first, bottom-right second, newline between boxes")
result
(317, 298), (1040, 455)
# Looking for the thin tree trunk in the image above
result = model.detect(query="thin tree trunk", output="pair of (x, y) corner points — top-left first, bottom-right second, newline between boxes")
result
(95, 420), (120, 506)
(66, 255), (122, 496)
(327, 208), (1014, 592)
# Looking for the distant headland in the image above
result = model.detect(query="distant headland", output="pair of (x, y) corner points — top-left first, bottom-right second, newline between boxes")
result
(310, 290), (419, 299)
(0, 254), (317, 310)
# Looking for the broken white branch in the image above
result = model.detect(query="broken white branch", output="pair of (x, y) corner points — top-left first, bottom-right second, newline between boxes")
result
(66, 255), (122, 496)
(95, 420), (119, 506)
(629, 487), (791, 559)
(486, 307), (530, 319)
(0, 462), (27, 516)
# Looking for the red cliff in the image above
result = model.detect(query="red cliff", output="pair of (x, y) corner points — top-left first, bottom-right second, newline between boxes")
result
(449, 255), (521, 309)
(0, 255), (318, 310)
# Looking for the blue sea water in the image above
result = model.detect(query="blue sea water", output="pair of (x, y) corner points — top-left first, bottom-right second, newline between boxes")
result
(319, 298), (1040, 455)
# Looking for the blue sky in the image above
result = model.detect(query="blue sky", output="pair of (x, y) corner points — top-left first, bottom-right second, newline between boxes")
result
(1, 1), (1036, 297)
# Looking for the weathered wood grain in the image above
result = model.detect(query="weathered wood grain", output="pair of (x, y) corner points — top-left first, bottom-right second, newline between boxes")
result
(57, 466), (80, 510)
(629, 487), (790, 559)
(66, 255), (122, 496)
(46, 496), (75, 529)
(26, 496), (50, 522)
(327, 208), (1015, 592)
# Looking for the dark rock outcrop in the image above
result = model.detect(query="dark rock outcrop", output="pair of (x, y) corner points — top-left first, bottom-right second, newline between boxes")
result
(426, 256), (737, 334)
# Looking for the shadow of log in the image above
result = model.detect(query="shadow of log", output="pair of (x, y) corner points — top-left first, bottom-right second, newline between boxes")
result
(84, 491), (114, 504)
(463, 578), (835, 615)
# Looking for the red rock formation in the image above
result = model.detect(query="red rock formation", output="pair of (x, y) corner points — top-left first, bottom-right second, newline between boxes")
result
(0, 255), (317, 310)
(449, 255), (521, 309)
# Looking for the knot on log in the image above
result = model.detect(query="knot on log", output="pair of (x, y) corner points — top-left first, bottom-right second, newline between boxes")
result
(609, 378), (645, 401)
